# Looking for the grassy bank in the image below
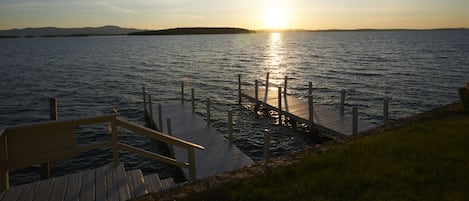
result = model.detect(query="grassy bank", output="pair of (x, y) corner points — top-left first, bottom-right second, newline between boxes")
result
(184, 107), (469, 201)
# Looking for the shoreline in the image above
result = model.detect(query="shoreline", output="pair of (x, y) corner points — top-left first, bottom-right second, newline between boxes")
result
(134, 102), (466, 201)
(2, 27), (467, 38)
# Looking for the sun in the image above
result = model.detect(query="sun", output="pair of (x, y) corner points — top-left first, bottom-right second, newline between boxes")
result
(263, 5), (288, 29)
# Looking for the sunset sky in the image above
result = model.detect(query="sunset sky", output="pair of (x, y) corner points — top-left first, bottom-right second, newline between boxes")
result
(1, 0), (468, 30)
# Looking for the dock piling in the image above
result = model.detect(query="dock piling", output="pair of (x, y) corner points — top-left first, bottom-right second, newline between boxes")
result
(206, 98), (211, 126)
(255, 80), (259, 112)
(158, 104), (163, 132)
(166, 118), (175, 157)
(111, 109), (120, 167)
(284, 76), (288, 95)
(278, 87), (282, 125)
(308, 94), (314, 131)
(308, 82), (313, 95)
(149, 95), (154, 128)
(0, 135), (8, 191)
(284, 76), (289, 113)
(166, 118), (172, 135)
(238, 74), (242, 104)
(142, 87), (147, 117)
(264, 129), (271, 161)
(42, 97), (58, 179)
(228, 110), (233, 143)
(49, 97), (58, 121)
(384, 98), (389, 123)
(181, 81), (185, 104)
(353, 107), (358, 135)
(264, 73), (270, 103)
(191, 88), (195, 113)
(188, 148), (196, 181)
(340, 90), (345, 115)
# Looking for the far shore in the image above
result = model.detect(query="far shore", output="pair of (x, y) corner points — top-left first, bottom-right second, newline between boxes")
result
(1, 26), (467, 38)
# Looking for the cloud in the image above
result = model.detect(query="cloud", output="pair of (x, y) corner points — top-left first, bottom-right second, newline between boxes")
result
(103, 3), (135, 14)
(68, 0), (135, 14)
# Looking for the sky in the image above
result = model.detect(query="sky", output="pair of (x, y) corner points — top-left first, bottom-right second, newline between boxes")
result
(1, 0), (468, 30)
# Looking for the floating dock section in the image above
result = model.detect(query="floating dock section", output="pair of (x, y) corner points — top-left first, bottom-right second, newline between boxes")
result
(143, 88), (254, 181)
(238, 74), (383, 138)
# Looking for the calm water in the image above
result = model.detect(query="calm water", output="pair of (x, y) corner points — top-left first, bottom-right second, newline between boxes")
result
(1, 30), (469, 184)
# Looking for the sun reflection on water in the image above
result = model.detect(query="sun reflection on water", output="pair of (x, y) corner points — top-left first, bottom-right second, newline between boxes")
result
(263, 32), (286, 86)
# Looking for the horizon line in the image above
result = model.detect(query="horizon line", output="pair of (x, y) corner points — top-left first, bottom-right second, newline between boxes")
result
(1, 25), (469, 32)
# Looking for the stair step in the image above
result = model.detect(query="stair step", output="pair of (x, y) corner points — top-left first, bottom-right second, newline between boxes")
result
(126, 169), (148, 199)
(161, 178), (177, 190)
(115, 164), (131, 201)
(0, 164), (178, 201)
(143, 173), (163, 193)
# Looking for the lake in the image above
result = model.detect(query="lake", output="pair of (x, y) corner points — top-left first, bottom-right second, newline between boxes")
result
(1, 30), (468, 184)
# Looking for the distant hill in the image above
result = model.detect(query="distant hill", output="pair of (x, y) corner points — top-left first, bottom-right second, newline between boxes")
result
(129, 27), (253, 35)
(0, 25), (141, 37)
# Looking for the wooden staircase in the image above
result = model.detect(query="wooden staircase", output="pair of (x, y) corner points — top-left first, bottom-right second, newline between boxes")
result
(0, 164), (177, 201)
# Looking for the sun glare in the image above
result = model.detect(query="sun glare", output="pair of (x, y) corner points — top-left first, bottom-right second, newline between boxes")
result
(263, 5), (288, 29)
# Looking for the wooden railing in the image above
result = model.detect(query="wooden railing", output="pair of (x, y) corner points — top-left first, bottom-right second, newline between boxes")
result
(0, 113), (204, 191)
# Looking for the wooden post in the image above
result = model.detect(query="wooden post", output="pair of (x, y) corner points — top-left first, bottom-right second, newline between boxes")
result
(384, 98), (389, 123)
(255, 80), (259, 112)
(340, 90), (345, 115)
(308, 94), (314, 131)
(278, 87), (282, 125)
(191, 88), (195, 113)
(49, 98), (58, 121)
(41, 98), (58, 179)
(166, 118), (174, 157)
(149, 95), (154, 128)
(353, 107), (358, 135)
(284, 76), (289, 113)
(111, 111), (120, 167)
(158, 104), (163, 132)
(228, 110), (233, 144)
(206, 97), (211, 126)
(264, 129), (271, 161)
(0, 135), (9, 191)
(284, 76), (288, 95)
(308, 82), (313, 95)
(188, 148), (196, 181)
(166, 118), (172, 135)
(264, 73), (270, 103)
(238, 74), (242, 104)
(142, 87), (147, 117)
(181, 81), (184, 104)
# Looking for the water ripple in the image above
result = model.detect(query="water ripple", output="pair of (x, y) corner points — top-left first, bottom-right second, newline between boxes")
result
(1, 30), (469, 184)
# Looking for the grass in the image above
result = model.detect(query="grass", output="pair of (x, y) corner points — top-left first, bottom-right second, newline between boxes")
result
(185, 110), (469, 201)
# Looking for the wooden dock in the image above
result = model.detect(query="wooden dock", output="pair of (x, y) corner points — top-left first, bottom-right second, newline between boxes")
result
(1, 110), (205, 200)
(146, 102), (254, 180)
(238, 74), (379, 137)
(0, 164), (176, 201)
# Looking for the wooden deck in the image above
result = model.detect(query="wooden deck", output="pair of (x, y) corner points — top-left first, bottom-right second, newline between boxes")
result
(241, 88), (376, 137)
(0, 164), (175, 201)
(149, 102), (254, 180)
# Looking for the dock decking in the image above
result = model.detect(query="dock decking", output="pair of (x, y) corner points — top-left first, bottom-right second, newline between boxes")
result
(0, 164), (175, 201)
(241, 87), (377, 137)
(148, 102), (254, 180)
